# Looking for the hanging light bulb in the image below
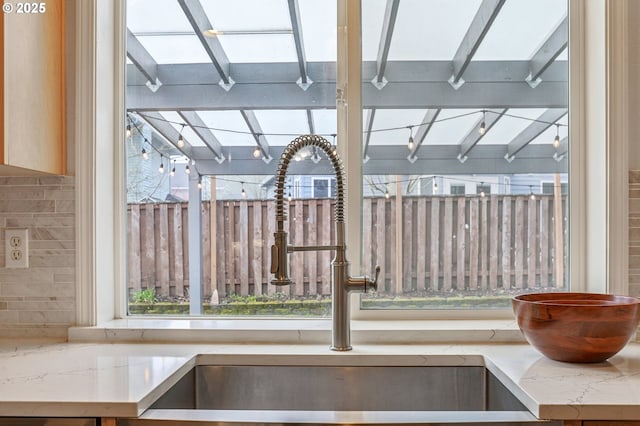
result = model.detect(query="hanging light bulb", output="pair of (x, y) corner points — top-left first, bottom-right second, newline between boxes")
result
(479, 110), (486, 135)
(185, 163), (191, 175)
(407, 126), (415, 151)
(253, 146), (262, 158)
(170, 160), (176, 177)
(553, 124), (561, 148)
(241, 183), (247, 198)
(384, 188), (390, 199)
(158, 156), (165, 173)
(331, 134), (337, 155)
(126, 124), (132, 138)
(141, 147), (148, 160)
(197, 177), (202, 189)
(288, 192), (292, 202)
(177, 124), (185, 148)
(529, 185), (536, 200)
(433, 177), (438, 194)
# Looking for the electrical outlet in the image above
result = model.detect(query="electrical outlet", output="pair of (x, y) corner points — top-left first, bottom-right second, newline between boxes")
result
(5, 229), (28, 268)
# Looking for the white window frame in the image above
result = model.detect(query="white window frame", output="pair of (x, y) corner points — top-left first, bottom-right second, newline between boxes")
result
(73, 0), (630, 326)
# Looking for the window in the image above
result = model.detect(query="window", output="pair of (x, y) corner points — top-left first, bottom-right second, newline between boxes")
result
(359, 0), (570, 310)
(450, 185), (466, 196)
(115, 0), (592, 320)
(311, 177), (336, 198)
(73, 0), (629, 327)
(476, 184), (491, 197)
(542, 181), (568, 195)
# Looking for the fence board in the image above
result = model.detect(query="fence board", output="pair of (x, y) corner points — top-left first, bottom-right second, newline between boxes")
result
(489, 197), (498, 289)
(225, 202), (235, 294)
(320, 199), (331, 295)
(456, 197), (466, 289)
(430, 198), (440, 291)
(308, 200), (318, 295)
(469, 198), (479, 290)
(157, 204), (170, 295)
(128, 204), (141, 294)
(539, 198), (550, 287)
(527, 197), (538, 288)
(172, 204), (184, 296)
(201, 202), (211, 297)
(443, 198), (453, 290)
(501, 197), (512, 289)
(416, 197), (427, 291)
(141, 204), (155, 290)
(401, 199), (411, 291)
(376, 198), (384, 291)
(514, 197), (526, 289)
(239, 201), (249, 296)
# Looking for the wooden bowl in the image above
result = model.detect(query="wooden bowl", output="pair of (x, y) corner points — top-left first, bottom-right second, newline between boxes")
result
(512, 292), (640, 363)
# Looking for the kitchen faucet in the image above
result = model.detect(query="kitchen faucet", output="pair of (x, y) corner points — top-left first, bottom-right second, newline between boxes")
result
(270, 134), (380, 351)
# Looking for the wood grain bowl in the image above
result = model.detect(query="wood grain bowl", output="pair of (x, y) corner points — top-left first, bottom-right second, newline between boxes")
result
(512, 292), (640, 363)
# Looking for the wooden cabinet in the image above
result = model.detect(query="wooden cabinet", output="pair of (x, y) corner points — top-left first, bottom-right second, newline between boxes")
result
(1, 0), (66, 175)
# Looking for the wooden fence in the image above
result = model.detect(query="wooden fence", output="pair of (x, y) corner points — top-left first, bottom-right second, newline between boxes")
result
(127, 194), (567, 300)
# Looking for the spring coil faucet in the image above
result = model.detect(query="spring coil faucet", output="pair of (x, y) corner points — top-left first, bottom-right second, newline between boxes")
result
(270, 134), (380, 351)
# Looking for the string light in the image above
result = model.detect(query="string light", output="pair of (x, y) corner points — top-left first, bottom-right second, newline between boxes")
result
(141, 147), (148, 160)
(126, 124), (132, 138)
(479, 182), (485, 197)
(185, 163), (191, 174)
(288, 192), (292, 202)
(479, 110), (486, 135)
(384, 187), (390, 199)
(197, 177), (202, 189)
(331, 134), (337, 155)
(253, 146), (262, 158)
(158, 155), (165, 173)
(241, 182), (247, 198)
(433, 177), (438, 193)
(407, 126), (415, 150)
(132, 109), (568, 141)
(553, 124), (561, 148)
(529, 185), (536, 200)
(177, 124), (185, 148)
(170, 160), (176, 177)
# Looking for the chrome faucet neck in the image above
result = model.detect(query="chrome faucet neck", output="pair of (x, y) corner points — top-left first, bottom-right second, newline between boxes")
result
(270, 135), (379, 351)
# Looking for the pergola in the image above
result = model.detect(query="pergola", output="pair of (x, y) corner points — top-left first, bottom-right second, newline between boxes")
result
(125, 0), (569, 177)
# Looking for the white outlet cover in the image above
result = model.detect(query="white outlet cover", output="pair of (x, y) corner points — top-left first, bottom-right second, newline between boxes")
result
(5, 229), (28, 268)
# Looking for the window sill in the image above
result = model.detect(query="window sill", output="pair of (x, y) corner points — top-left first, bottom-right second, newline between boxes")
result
(68, 318), (524, 344)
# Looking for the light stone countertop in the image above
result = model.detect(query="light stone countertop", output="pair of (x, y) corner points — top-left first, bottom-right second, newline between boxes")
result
(1, 340), (640, 421)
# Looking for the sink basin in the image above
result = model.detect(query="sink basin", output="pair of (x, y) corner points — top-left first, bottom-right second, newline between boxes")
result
(119, 365), (561, 425)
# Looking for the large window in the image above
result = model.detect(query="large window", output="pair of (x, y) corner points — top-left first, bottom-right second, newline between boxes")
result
(125, 0), (569, 316)
(360, 0), (569, 310)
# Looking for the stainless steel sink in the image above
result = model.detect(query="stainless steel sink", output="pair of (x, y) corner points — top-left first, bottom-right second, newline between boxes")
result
(119, 365), (560, 425)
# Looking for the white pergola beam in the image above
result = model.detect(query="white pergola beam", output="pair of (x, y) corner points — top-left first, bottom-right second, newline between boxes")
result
(505, 108), (567, 160)
(450, 0), (506, 88)
(526, 16), (569, 87)
(178, 111), (225, 160)
(372, 0), (400, 88)
(177, 0), (234, 89)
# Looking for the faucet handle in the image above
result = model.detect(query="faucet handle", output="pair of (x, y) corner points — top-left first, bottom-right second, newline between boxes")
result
(346, 266), (380, 293)
(369, 266), (381, 291)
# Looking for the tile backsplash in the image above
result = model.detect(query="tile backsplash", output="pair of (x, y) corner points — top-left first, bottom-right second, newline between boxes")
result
(0, 176), (75, 340)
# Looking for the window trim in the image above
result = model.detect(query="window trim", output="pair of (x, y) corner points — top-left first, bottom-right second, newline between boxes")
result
(75, 0), (628, 326)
